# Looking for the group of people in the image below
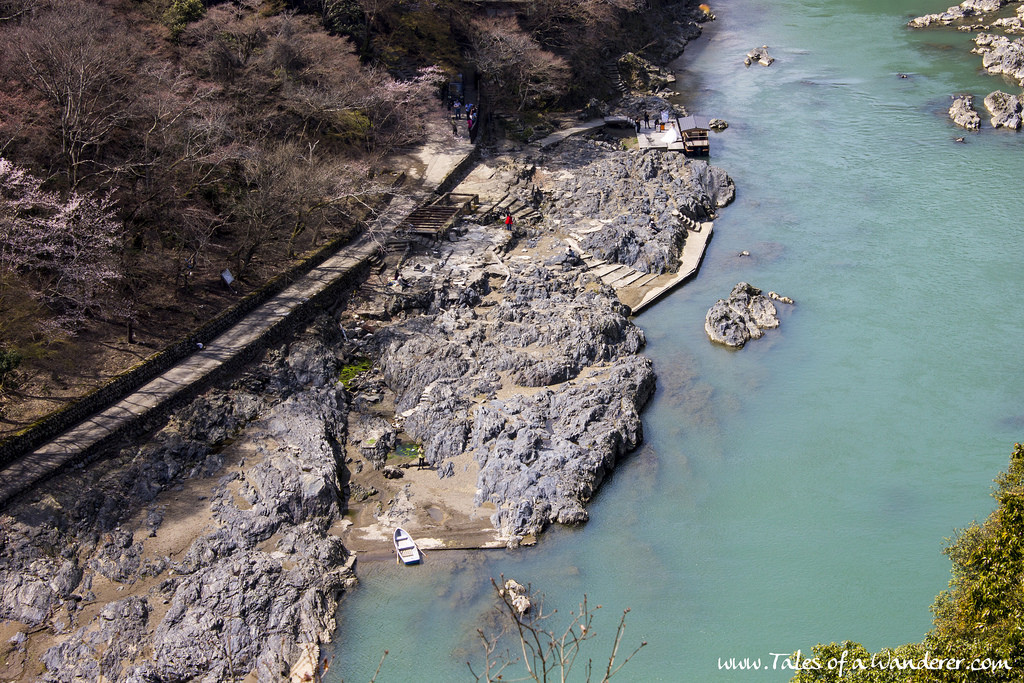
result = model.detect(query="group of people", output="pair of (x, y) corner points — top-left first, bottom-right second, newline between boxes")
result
(450, 100), (480, 141)
(632, 110), (652, 133)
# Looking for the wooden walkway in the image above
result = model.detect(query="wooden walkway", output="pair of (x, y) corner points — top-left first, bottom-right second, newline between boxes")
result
(565, 214), (714, 315)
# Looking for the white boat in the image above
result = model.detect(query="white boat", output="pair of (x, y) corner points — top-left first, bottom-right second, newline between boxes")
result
(393, 527), (423, 565)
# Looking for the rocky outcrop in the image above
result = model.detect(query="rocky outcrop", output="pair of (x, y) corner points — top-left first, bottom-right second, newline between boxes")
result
(909, 0), (1007, 27)
(1, 321), (357, 681)
(984, 89), (1023, 128)
(992, 6), (1024, 34)
(538, 138), (734, 274)
(973, 33), (1024, 86)
(745, 45), (774, 67)
(369, 237), (655, 540)
(950, 94), (982, 129)
(705, 282), (787, 348)
(618, 52), (677, 94)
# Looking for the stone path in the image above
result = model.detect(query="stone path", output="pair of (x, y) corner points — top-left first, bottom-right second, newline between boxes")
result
(0, 143), (473, 508)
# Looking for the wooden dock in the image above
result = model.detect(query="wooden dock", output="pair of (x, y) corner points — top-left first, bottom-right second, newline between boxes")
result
(565, 214), (714, 315)
(636, 119), (687, 152)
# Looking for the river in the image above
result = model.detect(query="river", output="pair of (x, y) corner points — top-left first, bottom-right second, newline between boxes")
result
(329, 0), (1024, 680)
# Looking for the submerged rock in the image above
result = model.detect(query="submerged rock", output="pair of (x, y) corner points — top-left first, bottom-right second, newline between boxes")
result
(705, 282), (786, 348)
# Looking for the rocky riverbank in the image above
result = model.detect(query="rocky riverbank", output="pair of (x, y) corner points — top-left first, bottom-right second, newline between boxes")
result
(0, 7), (732, 681)
(0, 322), (357, 680)
(0, 131), (734, 679)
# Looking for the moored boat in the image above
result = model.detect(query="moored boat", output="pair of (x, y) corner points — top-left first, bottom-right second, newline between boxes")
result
(393, 527), (422, 565)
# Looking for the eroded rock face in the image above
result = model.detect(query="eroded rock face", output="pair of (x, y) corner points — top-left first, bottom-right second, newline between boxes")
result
(705, 282), (784, 348)
(984, 89), (1023, 128)
(371, 253), (655, 539)
(2, 319), (357, 681)
(950, 94), (982, 129)
(539, 138), (735, 275)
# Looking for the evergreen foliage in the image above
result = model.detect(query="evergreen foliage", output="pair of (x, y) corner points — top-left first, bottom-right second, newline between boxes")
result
(164, 0), (204, 39)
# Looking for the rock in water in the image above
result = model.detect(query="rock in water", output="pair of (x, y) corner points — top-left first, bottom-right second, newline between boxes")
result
(705, 282), (782, 348)
(949, 94), (981, 130)
(984, 90), (1023, 129)
(973, 33), (1024, 86)
(744, 45), (774, 67)
(908, 0), (1007, 27)
(502, 579), (532, 615)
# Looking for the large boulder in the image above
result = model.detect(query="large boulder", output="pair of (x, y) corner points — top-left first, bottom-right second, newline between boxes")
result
(949, 94), (982, 130)
(984, 90), (1023, 129)
(705, 282), (782, 348)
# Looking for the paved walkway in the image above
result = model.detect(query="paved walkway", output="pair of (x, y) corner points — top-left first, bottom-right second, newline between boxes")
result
(0, 137), (475, 508)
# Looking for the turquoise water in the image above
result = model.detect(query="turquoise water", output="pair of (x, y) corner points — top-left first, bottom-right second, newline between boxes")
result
(329, 1), (1024, 680)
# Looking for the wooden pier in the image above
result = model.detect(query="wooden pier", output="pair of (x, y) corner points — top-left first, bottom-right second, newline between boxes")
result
(636, 115), (712, 155)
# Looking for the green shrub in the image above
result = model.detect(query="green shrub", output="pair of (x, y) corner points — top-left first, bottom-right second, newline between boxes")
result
(164, 0), (205, 40)
(0, 348), (21, 389)
(338, 356), (371, 388)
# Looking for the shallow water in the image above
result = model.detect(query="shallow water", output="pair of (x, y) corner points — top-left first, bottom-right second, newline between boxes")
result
(329, 1), (1024, 680)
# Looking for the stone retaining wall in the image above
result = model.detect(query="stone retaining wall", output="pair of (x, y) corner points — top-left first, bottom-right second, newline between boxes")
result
(0, 224), (370, 471)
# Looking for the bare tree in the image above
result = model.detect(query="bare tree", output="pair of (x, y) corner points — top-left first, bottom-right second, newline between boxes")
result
(0, 0), (42, 24)
(470, 18), (570, 113)
(7, 1), (141, 186)
(469, 577), (646, 682)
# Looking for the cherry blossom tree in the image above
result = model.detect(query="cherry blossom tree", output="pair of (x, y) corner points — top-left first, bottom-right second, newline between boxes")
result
(0, 157), (124, 339)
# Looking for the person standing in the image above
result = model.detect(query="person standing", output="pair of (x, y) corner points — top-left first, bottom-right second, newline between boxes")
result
(453, 100), (462, 119)
(643, 110), (650, 128)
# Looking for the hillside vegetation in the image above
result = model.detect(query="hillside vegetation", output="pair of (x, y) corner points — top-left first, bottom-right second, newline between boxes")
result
(0, 0), (687, 434)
